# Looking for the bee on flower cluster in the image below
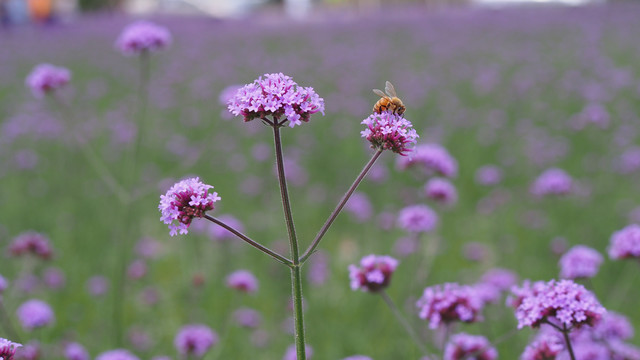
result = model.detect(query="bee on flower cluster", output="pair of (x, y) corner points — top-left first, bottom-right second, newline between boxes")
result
(373, 81), (406, 115)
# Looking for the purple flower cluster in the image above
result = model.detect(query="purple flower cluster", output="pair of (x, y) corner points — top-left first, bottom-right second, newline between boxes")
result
(159, 177), (220, 236)
(608, 224), (640, 260)
(25, 64), (71, 98)
(348, 255), (399, 293)
(0, 338), (21, 360)
(360, 111), (418, 155)
(397, 143), (458, 178)
(16, 299), (54, 330)
(174, 324), (218, 357)
(515, 279), (605, 329)
(424, 178), (458, 206)
(226, 270), (259, 294)
(444, 333), (497, 360)
(227, 73), (325, 127)
(530, 168), (573, 197)
(475, 165), (503, 186)
(115, 21), (172, 56)
(8, 231), (53, 260)
(64, 342), (89, 360)
(95, 349), (139, 360)
(397, 204), (438, 233)
(520, 332), (564, 360)
(416, 283), (484, 329)
(558, 245), (603, 279)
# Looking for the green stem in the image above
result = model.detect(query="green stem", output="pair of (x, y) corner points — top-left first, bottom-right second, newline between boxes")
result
(300, 149), (383, 263)
(380, 290), (432, 356)
(272, 125), (306, 359)
(203, 215), (292, 266)
(562, 324), (576, 360)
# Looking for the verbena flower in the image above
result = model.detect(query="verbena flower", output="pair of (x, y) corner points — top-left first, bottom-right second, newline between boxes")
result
(397, 143), (458, 177)
(225, 270), (259, 294)
(64, 342), (89, 360)
(506, 280), (547, 310)
(95, 349), (140, 360)
(7, 231), (53, 260)
(515, 279), (605, 330)
(87, 276), (109, 297)
(227, 73), (324, 127)
(16, 299), (54, 330)
(424, 178), (458, 206)
(444, 333), (497, 360)
(397, 204), (438, 233)
(43, 267), (65, 290)
(25, 64), (70, 98)
(559, 245), (603, 279)
(348, 255), (398, 293)
(475, 165), (503, 186)
(416, 283), (484, 329)
(15, 342), (39, 360)
(174, 324), (218, 357)
(159, 177), (220, 236)
(480, 268), (518, 291)
(233, 308), (262, 328)
(520, 332), (564, 360)
(361, 111), (418, 155)
(0, 338), (22, 360)
(608, 224), (640, 260)
(556, 341), (609, 360)
(116, 21), (171, 56)
(530, 168), (573, 197)
(591, 311), (634, 341)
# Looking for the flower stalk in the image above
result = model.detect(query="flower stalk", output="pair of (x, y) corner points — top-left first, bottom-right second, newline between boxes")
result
(300, 149), (383, 263)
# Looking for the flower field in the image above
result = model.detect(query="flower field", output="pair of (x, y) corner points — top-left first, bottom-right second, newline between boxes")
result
(1, 3), (640, 359)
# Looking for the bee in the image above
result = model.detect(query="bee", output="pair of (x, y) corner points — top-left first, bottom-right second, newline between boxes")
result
(373, 81), (406, 116)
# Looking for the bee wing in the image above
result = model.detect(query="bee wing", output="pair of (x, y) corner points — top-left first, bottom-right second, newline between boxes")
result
(385, 81), (397, 97)
(373, 89), (387, 98)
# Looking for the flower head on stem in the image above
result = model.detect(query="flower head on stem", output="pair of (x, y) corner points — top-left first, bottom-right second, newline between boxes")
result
(159, 177), (220, 236)
(116, 20), (172, 56)
(361, 111), (418, 155)
(227, 73), (324, 128)
(348, 255), (399, 293)
(25, 64), (70, 98)
(0, 338), (21, 360)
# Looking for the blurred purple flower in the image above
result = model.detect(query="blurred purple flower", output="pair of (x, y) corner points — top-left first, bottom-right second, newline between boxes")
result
(520, 332), (564, 360)
(64, 342), (89, 360)
(558, 245), (603, 279)
(43, 267), (65, 290)
(608, 224), (640, 260)
(135, 237), (163, 259)
(16, 299), (54, 330)
(25, 64), (70, 98)
(95, 349), (139, 360)
(0, 274), (8, 294)
(475, 165), (503, 186)
(361, 112), (418, 155)
(480, 268), (518, 291)
(7, 231), (53, 260)
(226, 270), (259, 294)
(530, 168), (573, 197)
(617, 146), (640, 174)
(424, 178), (458, 206)
(116, 21), (171, 56)
(345, 192), (373, 223)
(556, 341), (609, 360)
(174, 324), (218, 357)
(87, 276), (109, 297)
(14, 342), (38, 360)
(159, 177), (220, 236)
(397, 143), (458, 178)
(515, 279), (605, 329)
(393, 236), (419, 257)
(462, 242), (488, 262)
(307, 250), (329, 286)
(416, 283), (484, 329)
(348, 254), (398, 293)
(228, 73), (324, 128)
(233, 308), (262, 328)
(209, 214), (244, 241)
(397, 204), (438, 233)
(592, 311), (634, 341)
(444, 333), (497, 360)
(127, 260), (147, 280)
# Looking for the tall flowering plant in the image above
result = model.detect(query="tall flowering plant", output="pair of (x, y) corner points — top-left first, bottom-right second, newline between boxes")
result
(159, 73), (418, 359)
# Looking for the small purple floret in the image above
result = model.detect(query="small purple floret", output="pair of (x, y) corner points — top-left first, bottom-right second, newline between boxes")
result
(416, 283), (484, 329)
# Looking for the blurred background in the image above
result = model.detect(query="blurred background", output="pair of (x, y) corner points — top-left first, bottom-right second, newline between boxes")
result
(0, 0), (623, 25)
